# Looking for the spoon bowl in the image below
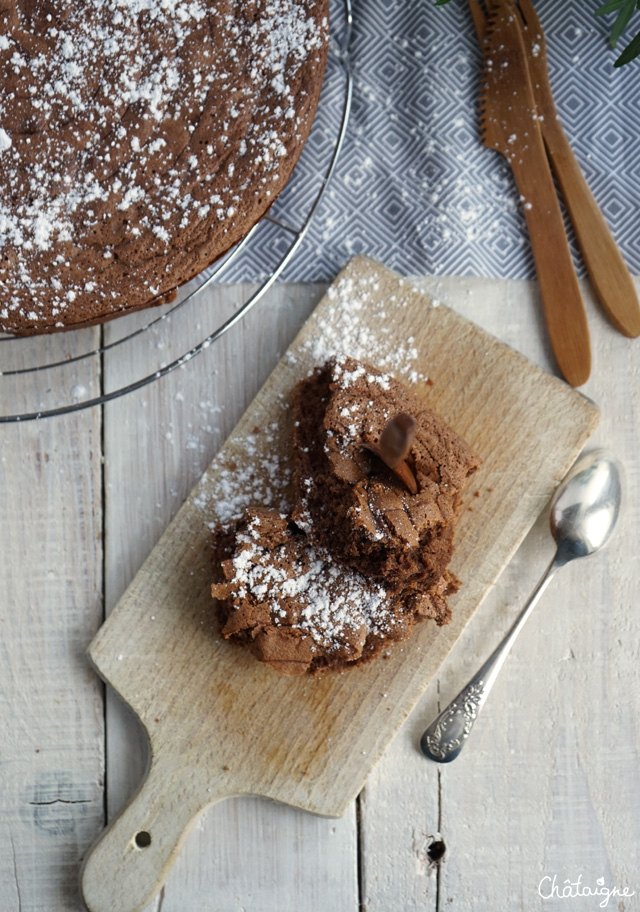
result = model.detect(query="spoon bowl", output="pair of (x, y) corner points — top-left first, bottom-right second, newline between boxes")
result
(420, 449), (623, 763)
(551, 449), (622, 563)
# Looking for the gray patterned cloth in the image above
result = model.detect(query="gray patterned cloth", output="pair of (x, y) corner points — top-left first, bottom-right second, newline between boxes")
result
(222, 0), (640, 283)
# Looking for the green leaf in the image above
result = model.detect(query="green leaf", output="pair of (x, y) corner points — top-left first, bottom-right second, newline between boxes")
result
(595, 0), (628, 15)
(609, 0), (636, 47)
(595, 0), (629, 14)
(614, 28), (640, 63)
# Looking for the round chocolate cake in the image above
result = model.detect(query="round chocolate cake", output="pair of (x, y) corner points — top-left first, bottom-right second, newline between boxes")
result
(0, 0), (329, 335)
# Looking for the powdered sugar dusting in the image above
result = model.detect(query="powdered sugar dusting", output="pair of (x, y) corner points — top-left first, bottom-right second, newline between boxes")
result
(0, 0), (327, 331)
(222, 512), (402, 656)
(196, 422), (292, 526)
(294, 271), (429, 381)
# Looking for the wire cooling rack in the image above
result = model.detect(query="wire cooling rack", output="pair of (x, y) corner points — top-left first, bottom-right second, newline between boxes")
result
(0, 0), (353, 423)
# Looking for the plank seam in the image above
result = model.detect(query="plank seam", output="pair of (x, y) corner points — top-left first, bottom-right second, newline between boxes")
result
(10, 834), (23, 912)
(356, 794), (365, 912)
(436, 678), (442, 912)
(100, 322), (109, 831)
(436, 768), (443, 912)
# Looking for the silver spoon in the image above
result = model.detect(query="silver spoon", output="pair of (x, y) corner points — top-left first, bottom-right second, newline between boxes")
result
(420, 448), (622, 763)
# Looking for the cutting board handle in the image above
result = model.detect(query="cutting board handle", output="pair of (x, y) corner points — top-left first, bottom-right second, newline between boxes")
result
(81, 751), (232, 912)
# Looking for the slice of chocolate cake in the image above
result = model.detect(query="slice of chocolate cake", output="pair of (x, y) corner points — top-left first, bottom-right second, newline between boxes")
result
(211, 356), (479, 676)
(212, 508), (455, 676)
(291, 356), (481, 593)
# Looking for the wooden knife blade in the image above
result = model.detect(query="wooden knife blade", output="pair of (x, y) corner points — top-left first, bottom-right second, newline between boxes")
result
(479, 0), (591, 386)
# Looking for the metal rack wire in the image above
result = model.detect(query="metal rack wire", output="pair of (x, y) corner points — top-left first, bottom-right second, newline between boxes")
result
(0, 0), (353, 423)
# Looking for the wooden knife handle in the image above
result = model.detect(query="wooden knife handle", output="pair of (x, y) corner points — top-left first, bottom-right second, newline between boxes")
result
(509, 153), (591, 386)
(81, 754), (233, 912)
(540, 121), (640, 339)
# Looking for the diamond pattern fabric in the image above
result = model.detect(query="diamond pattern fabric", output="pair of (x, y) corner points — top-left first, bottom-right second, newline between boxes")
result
(222, 0), (640, 282)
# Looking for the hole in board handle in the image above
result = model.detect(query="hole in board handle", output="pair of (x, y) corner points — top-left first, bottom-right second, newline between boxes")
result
(134, 830), (152, 849)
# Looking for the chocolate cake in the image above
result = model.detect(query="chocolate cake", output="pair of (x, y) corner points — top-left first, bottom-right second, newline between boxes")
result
(211, 355), (480, 676)
(0, 0), (329, 335)
(212, 507), (457, 675)
(291, 356), (481, 593)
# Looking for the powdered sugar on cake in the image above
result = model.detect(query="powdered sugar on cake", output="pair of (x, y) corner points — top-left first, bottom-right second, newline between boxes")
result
(0, 0), (328, 332)
(226, 512), (400, 655)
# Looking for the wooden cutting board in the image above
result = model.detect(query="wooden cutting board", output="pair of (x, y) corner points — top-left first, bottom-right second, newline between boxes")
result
(81, 256), (599, 912)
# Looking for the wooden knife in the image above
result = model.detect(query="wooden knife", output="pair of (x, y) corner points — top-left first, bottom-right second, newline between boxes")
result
(472, 0), (640, 339)
(515, 0), (640, 339)
(479, 0), (591, 386)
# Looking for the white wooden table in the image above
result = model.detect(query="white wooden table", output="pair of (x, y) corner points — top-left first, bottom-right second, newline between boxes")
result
(2, 273), (639, 912)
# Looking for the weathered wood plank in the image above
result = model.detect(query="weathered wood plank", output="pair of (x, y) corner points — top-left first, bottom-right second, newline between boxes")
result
(101, 283), (359, 912)
(360, 275), (640, 912)
(0, 329), (104, 912)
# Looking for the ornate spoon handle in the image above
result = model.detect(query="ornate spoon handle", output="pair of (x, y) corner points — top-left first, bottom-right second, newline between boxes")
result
(420, 553), (561, 763)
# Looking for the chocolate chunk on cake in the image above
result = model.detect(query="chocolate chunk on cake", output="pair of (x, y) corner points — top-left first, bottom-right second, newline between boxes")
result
(0, 0), (329, 334)
(291, 356), (481, 593)
(212, 508), (456, 675)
